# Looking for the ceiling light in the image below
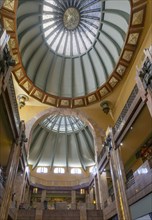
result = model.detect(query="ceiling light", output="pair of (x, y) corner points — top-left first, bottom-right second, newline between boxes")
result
(100, 101), (114, 120)
(120, 142), (123, 146)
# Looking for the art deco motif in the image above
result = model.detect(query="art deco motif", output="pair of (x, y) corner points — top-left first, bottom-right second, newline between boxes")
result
(109, 77), (118, 88)
(3, 0), (15, 11)
(123, 51), (133, 62)
(132, 10), (144, 25)
(128, 33), (139, 45)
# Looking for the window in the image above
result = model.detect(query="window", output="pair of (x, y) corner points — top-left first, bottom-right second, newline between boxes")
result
(71, 168), (82, 174)
(36, 167), (48, 173)
(89, 166), (97, 174)
(54, 167), (65, 174)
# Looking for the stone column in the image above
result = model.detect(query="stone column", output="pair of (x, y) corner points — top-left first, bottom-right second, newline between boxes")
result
(100, 171), (109, 206)
(94, 176), (100, 210)
(89, 187), (94, 204)
(71, 190), (76, 209)
(41, 190), (46, 203)
(24, 184), (30, 204)
(21, 174), (27, 203)
(109, 129), (131, 220)
(0, 143), (20, 220)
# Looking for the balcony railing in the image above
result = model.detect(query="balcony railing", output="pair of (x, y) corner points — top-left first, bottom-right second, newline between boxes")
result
(113, 85), (139, 136)
(126, 176), (135, 190)
(18, 202), (101, 211)
(126, 159), (152, 205)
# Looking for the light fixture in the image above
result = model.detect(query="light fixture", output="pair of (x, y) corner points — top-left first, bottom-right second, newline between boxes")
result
(17, 94), (29, 109)
(100, 101), (114, 120)
(80, 189), (85, 194)
(100, 101), (110, 114)
(33, 188), (38, 194)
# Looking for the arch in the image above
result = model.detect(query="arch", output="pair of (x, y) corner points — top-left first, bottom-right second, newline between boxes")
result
(25, 107), (105, 159)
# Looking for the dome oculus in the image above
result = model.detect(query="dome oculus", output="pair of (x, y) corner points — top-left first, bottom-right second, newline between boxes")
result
(42, 0), (102, 57)
(63, 8), (80, 30)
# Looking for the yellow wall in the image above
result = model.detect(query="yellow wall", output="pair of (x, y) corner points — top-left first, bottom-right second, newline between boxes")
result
(19, 105), (49, 122)
(113, 0), (152, 120)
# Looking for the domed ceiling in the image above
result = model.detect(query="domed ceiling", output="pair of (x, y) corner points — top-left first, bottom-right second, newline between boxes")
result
(28, 114), (95, 170)
(16, 0), (132, 107)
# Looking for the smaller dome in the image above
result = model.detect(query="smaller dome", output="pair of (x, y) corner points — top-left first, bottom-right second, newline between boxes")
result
(28, 114), (95, 170)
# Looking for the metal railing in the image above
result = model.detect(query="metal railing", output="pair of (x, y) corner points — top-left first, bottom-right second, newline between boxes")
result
(126, 159), (152, 190)
(7, 75), (20, 134)
(126, 176), (135, 189)
(18, 202), (102, 210)
(113, 85), (139, 135)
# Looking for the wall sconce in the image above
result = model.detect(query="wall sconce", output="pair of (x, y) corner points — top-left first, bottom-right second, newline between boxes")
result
(33, 187), (38, 194)
(100, 101), (114, 121)
(93, 200), (96, 205)
(80, 189), (85, 194)
(17, 94), (29, 109)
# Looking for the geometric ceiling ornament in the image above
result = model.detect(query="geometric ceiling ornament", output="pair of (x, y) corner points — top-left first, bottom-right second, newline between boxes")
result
(1, 0), (147, 108)
(3, 17), (15, 31)
(3, 0), (15, 11)
(128, 33), (140, 45)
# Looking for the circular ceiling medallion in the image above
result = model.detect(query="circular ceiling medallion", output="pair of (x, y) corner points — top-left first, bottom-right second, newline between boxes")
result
(63, 8), (80, 30)
(42, 0), (102, 57)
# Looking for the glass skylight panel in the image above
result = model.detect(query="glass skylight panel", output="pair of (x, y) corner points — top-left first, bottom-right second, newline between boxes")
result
(42, 0), (102, 57)
(40, 115), (85, 134)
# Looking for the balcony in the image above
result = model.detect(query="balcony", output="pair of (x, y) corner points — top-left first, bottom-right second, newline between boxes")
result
(16, 203), (103, 220)
(126, 159), (152, 205)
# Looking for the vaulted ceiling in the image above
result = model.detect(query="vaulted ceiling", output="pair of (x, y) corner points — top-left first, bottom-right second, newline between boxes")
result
(3, 0), (145, 108)
(0, 0), (148, 171)
(28, 114), (95, 170)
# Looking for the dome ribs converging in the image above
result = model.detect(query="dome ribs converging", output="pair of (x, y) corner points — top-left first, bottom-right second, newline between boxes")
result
(32, 131), (49, 170)
(16, 0), (132, 104)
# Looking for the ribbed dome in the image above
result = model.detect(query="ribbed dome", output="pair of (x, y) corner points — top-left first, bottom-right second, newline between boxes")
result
(17, 0), (131, 105)
(40, 114), (85, 133)
(28, 114), (95, 170)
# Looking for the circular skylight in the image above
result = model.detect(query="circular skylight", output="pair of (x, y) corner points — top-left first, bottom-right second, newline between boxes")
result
(42, 0), (102, 57)
(40, 115), (85, 133)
